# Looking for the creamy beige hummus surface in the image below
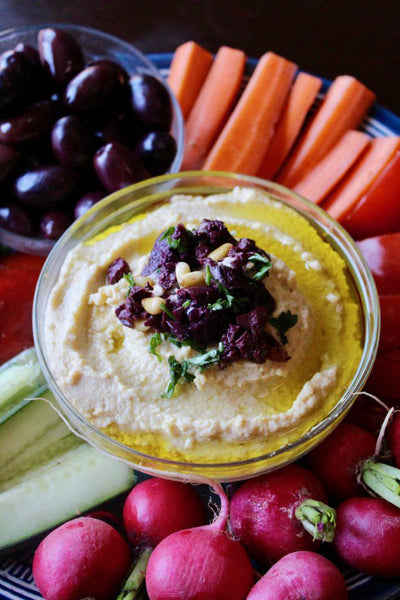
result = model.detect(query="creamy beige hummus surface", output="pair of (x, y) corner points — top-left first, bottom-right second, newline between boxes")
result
(44, 188), (363, 462)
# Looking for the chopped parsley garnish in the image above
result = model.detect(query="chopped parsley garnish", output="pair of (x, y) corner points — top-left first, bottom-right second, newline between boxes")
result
(207, 299), (225, 311)
(249, 254), (272, 281)
(205, 264), (212, 286)
(123, 272), (136, 296)
(149, 333), (204, 362)
(160, 302), (175, 320)
(162, 356), (196, 399)
(215, 281), (235, 307)
(160, 226), (192, 253)
(269, 310), (298, 344)
(168, 335), (205, 353)
(112, 218), (292, 399)
(207, 278), (249, 314)
(185, 342), (224, 370)
(149, 333), (164, 361)
(160, 226), (175, 241)
(162, 343), (224, 398)
(204, 266), (235, 310)
(208, 286), (235, 311)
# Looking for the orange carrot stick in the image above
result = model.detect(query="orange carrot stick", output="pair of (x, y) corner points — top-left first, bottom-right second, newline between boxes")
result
(167, 41), (213, 120)
(292, 130), (371, 204)
(323, 136), (400, 222)
(181, 46), (246, 170)
(277, 75), (376, 188)
(257, 72), (322, 180)
(202, 51), (297, 175)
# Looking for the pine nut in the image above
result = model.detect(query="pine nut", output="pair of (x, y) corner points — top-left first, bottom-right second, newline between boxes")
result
(134, 275), (155, 287)
(175, 262), (190, 285)
(207, 243), (233, 262)
(141, 296), (164, 315)
(135, 319), (150, 332)
(180, 271), (205, 288)
(153, 283), (165, 297)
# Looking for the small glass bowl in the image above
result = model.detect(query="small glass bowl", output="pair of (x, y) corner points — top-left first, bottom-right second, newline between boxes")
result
(0, 24), (184, 256)
(34, 172), (380, 482)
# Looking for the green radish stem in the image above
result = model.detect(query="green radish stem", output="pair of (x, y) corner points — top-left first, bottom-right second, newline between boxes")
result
(360, 458), (400, 509)
(295, 498), (336, 542)
(117, 549), (152, 600)
(356, 398), (400, 508)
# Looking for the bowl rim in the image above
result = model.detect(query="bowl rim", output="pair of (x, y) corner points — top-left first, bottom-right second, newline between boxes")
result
(0, 23), (161, 72)
(33, 170), (380, 478)
(0, 23), (184, 256)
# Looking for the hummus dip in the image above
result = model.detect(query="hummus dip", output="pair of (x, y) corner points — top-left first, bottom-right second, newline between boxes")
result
(44, 187), (363, 464)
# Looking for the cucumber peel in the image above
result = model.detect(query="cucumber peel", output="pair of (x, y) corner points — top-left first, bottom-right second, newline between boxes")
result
(0, 347), (136, 551)
(0, 443), (136, 551)
(0, 347), (46, 422)
(0, 389), (72, 485)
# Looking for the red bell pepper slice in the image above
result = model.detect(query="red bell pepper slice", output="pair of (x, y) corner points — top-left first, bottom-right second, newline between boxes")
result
(366, 349), (400, 402)
(357, 232), (400, 295)
(379, 294), (400, 352)
(0, 252), (45, 364)
(345, 151), (400, 240)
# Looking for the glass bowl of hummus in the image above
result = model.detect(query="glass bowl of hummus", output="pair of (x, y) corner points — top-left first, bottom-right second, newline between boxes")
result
(33, 171), (380, 482)
(0, 24), (184, 255)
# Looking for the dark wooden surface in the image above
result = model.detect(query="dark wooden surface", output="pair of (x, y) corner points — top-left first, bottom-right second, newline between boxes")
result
(0, 0), (399, 115)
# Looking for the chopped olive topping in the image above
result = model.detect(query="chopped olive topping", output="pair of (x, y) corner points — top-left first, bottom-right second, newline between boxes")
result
(109, 219), (298, 396)
(106, 257), (130, 284)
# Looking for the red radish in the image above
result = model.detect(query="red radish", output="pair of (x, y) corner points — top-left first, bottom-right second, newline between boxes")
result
(33, 516), (131, 600)
(145, 480), (254, 600)
(123, 477), (206, 548)
(246, 550), (348, 599)
(388, 411), (400, 466)
(334, 497), (400, 578)
(230, 464), (334, 566)
(339, 406), (400, 510)
(306, 422), (376, 501)
(346, 392), (389, 435)
(367, 349), (400, 403)
(86, 509), (124, 533)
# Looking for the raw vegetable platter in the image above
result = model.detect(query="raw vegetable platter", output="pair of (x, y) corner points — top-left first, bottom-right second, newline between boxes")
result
(1, 52), (400, 600)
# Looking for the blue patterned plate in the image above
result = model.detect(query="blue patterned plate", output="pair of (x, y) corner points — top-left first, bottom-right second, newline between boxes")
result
(1, 54), (400, 600)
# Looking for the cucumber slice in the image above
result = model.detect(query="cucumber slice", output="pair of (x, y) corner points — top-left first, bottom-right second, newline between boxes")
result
(0, 352), (136, 550)
(0, 444), (136, 551)
(0, 432), (82, 491)
(0, 389), (71, 481)
(0, 347), (47, 422)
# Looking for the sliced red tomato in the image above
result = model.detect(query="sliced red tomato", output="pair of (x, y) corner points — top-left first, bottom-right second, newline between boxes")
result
(379, 294), (400, 352)
(366, 349), (400, 402)
(345, 151), (400, 240)
(357, 232), (400, 295)
(0, 252), (45, 364)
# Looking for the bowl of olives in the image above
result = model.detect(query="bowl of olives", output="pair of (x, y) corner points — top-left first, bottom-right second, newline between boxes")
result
(0, 24), (184, 254)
